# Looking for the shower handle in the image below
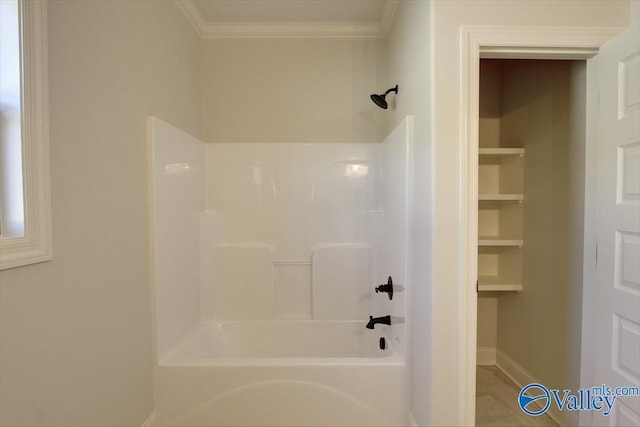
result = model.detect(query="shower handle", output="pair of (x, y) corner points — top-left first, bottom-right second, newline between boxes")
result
(375, 276), (394, 300)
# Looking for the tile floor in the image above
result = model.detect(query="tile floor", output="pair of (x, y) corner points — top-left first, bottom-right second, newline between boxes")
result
(476, 365), (558, 426)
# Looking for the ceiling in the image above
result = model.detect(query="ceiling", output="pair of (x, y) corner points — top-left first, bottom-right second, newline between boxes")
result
(177, 0), (399, 38)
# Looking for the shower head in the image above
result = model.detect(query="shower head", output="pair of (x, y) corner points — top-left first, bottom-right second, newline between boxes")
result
(370, 85), (398, 109)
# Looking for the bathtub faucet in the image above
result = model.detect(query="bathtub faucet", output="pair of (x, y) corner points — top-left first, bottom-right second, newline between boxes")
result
(365, 315), (391, 329)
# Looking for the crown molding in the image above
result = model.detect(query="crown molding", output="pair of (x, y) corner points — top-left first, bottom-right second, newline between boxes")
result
(175, 0), (205, 37)
(175, 0), (397, 39)
(378, 0), (399, 37)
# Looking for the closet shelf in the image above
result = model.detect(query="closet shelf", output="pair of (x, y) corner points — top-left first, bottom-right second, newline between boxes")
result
(478, 236), (523, 246)
(479, 148), (525, 156)
(479, 194), (524, 201)
(478, 275), (523, 292)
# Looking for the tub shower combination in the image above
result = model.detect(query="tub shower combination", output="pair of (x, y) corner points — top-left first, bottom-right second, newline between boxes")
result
(148, 115), (412, 426)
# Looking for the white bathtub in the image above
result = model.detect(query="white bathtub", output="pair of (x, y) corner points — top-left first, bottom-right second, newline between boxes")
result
(151, 320), (407, 426)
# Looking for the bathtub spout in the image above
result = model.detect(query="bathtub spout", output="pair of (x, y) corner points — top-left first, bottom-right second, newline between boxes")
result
(365, 315), (391, 329)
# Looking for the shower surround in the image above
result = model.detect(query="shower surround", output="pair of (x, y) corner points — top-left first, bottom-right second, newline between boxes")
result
(147, 116), (412, 426)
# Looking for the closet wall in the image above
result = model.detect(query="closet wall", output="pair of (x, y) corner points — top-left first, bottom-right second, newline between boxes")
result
(477, 59), (587, 427)
(477, 60), (502, 363)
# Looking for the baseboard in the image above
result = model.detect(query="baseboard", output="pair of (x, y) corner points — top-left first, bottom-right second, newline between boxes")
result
(495, 350), (564, 426)
(141, 410), (157, 427)
(476, 346), (496, 365)
(494, 349), (533, 387)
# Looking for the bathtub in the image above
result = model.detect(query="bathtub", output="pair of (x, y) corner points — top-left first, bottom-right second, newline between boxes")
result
(151, 320), (407, 426)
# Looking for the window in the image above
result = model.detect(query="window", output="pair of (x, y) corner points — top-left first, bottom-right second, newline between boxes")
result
(1, 0), (25, 239)
(0, 0), (52, 270)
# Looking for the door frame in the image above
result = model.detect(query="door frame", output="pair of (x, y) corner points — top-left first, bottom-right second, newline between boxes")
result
(458, 25), (624, 426)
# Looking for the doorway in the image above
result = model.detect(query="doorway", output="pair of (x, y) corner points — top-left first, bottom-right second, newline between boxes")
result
(461, 21), (640, 427)
(474, 58), (587, 427)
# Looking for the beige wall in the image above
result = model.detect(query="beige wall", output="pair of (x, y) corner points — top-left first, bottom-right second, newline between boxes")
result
(0, 1), (201, 425)
(476, 296), (497, 349)
(431, 1), (629, 424)
(201, 38), (384, 143)
(495, 60), (584, 427)
(383, 0), (433, 424)
(476, 60), (502, 357)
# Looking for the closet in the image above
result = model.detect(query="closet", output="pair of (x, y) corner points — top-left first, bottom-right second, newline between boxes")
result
(475, 59), (588, 427)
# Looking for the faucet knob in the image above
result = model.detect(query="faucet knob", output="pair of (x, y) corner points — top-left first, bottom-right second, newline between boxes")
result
(374, 276), (394, 300)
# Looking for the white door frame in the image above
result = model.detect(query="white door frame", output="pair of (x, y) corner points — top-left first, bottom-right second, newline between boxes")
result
(458, 25), (624, 426)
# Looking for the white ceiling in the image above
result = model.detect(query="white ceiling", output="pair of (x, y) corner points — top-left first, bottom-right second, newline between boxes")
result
(177, 0), (398, 38)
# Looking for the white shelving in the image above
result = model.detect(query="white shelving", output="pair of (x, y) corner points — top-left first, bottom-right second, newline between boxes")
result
(478, 275), (523, 292)
(477, 148), (524, 292)
(479, 194), (524, 201)
(478, 237), (523, 246)
(479, 148), (525, 156)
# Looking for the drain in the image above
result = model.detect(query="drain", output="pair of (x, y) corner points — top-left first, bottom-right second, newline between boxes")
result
(379, 337), (386, 350)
